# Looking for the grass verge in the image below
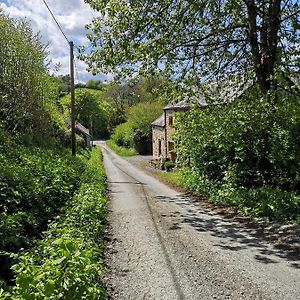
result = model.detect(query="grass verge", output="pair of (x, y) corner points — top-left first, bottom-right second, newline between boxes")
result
(1, 147), (107, 299)
(154, 167), (300, 223)
(180, 168), (300, 223)
(156, 170), (182, 187)
(106, 140), (137, 157)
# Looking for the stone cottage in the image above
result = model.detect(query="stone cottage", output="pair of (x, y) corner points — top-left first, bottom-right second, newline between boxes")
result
(151, 100), (206, 162)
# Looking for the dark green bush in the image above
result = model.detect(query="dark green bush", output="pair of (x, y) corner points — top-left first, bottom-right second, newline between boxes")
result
(0, 137), (84, 285)
(164, 161), (176, 172)
(1, 147), (107, 299)
(176, 89), (300, 221)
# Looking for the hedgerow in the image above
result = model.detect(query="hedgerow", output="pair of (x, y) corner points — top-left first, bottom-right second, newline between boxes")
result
(1, 147), (107, 299)
(175, 89), (300, 222)
(0, 131), (84, 283)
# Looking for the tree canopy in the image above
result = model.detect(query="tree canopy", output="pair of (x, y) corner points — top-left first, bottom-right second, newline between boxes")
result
(83, 0), (299, 92)
(0, 11), (64, 138)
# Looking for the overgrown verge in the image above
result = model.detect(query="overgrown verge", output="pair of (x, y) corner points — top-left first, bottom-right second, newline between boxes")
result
(175, 89), (300, 222)
(1, 147), (107, 299)
(106, 139), (137, 157)
(0, 131), (84, 286)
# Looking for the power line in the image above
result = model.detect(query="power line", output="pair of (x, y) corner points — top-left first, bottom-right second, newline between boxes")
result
(42, 0), (77, 156)
(42, 0), (69, 45)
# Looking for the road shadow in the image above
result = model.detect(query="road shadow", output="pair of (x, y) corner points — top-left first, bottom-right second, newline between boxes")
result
(154, 193), (300, 268)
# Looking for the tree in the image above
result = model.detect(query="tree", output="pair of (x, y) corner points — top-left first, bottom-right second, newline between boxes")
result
(85, 79), (104, 90)
(73, 89), (112, 138)
(0, 11), (64, 138)
(55, 74), (71, 95)
(82, 0), (299, 92)
(111, 100), (164, 153)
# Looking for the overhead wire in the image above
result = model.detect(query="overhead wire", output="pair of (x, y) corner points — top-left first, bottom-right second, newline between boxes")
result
(42, 0), (85, 85)
(42, 0), (70, 45)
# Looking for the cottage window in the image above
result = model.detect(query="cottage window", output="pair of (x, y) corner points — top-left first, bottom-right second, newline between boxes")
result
(168, 141), (174, 152)
(158, 140), (162, 156)
(168, 116), (174, 127)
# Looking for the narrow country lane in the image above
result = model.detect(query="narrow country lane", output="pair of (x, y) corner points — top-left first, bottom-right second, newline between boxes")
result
(96, 141), (300, 300)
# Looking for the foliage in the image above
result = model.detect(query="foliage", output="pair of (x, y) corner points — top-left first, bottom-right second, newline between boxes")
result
(1, 148), (107, 299)
(111, 122), (134, 149)
(0, 132), (84, 286)
(83, 0), (299, 92)
(111, 100), (164, 154)
(53, 74), (71, 96)
(86, 79), (105, 90)
(127, 101), (164, 136)
(0, 12), (65, 139)
(76, 89), (112, 138)
(163, 161), (176, 172)
(106, 140), (137, 157)
(104, 75), (169, 105)
(180, 169), (300, 222)
(175, 89), (300, 221)
(103, 75), (170, 133)
(60, 88), (113, 138)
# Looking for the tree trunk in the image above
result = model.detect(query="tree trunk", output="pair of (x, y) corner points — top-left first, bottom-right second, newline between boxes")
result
(246, 0), (281, 92)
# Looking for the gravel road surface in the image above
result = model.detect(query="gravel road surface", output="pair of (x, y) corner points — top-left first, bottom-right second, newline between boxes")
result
(96, 141), (300, 300)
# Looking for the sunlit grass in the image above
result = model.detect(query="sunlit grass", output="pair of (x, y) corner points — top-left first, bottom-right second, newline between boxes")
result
(156, 170), (182, 186)
(106, 140), (137, 157)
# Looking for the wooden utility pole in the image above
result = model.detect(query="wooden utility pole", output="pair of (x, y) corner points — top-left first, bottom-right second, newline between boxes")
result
(70, 41), (76, 156)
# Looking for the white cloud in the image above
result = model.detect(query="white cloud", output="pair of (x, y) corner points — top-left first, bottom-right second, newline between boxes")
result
(0, 0), (105, 83)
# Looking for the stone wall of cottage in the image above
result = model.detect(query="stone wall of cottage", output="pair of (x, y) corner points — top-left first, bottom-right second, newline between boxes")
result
(165, 110), (176, 161)
(152, 110), (177, 161)
(152, 126), (165, 160)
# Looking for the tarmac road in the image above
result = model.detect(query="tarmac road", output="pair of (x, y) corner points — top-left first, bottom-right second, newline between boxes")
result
(96, 141), (300, 300)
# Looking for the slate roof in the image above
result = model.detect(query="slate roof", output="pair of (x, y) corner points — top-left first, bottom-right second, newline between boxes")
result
(152, 74), (299, 128)
(164, 77), (253, 111)
(151, 114), (165, 127)
(75, 123), (91, 136)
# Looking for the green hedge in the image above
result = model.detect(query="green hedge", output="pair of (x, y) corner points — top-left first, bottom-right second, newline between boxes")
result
(0, 133), (85, 286)
(0, 144), (83, 249)
(1, 147), (107, 299)
(175, 89), (300, 222)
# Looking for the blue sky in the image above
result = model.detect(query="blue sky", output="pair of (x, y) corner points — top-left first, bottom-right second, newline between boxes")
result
(0, 0), (109, 83)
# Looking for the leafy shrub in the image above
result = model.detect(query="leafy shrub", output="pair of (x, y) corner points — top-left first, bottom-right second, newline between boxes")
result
(2, 148), (107, 299)
(176, 89), (300, 221)
(111, 122), (133, 148)
(111, 100), (164, 154)
(163, 161), (175, 172)
(0, 138), (84, 285)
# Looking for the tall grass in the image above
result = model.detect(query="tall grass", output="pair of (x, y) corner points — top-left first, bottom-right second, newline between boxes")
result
(106, 140), (137, 157)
